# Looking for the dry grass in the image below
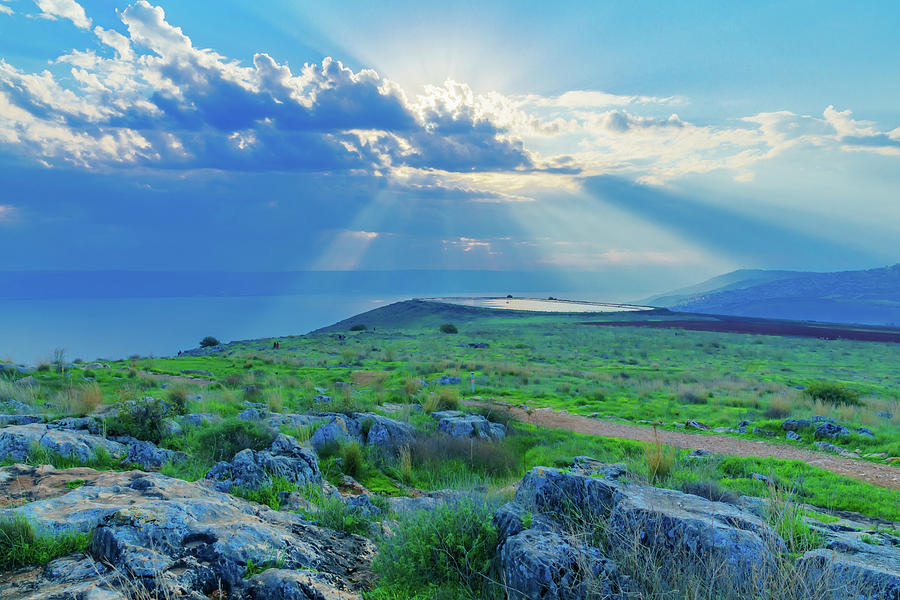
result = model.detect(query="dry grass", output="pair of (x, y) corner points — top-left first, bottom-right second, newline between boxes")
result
(55, 383), (103, 416)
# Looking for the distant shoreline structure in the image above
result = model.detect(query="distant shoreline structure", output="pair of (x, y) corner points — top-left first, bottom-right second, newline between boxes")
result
(419, 296), (655, 313)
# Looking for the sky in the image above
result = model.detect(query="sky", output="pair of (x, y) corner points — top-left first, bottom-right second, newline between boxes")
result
(1, 0), (899, 292)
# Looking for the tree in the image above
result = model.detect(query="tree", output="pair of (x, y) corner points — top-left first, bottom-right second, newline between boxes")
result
(439, 323), (458, 334)
(199, 336), (220, 347)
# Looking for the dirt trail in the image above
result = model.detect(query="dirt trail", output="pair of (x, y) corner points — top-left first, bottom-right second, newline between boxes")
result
(467, 402), (900, 491)
(134, 369), (216, 387)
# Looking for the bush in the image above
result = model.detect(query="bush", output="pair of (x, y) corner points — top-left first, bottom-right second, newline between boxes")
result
(350, 324), (367, 331)
(372, 498), (498, 599)
(165, 385), (189, 416)
(106, 397), (170, 444)
(644, 430), (676, 483)
(194, 419), (275, 464)
(0, 515), (92, 570)
(199, 336), (220, 348)
(341, 441), (365, 478)
(232, 475), (297, 511)
(804, 381), (861, 406)
(439, 323), (458, 334)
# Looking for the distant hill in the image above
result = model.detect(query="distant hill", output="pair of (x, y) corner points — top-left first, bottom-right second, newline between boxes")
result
(644, 264), (900, 326)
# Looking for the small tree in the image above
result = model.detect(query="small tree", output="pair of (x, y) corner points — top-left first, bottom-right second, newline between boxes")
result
(199, 336), (220, 348)
(350, 324), (367, 331)
(439, 323), (458, 334)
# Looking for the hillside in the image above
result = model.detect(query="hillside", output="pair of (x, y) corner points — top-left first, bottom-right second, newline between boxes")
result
(648, 264), (900, 326)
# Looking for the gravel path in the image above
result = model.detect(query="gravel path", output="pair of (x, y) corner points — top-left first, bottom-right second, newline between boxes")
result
(468, 402), (900, 491)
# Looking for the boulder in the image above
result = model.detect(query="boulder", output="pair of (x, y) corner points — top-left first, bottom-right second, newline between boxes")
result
(855, 427), (875, 439)
(815, 422), (851, 439)
(206, 434), (320, 493)
(0, 424), (126, 463)
(0, 469), (373, 599)
(387, 490), (473, 514)
(52, 416), (103, 434)
(438, 375), (461, 385)
(786, 431), (802, 441)
(796, 544), (900, 599)
(500, 527), (632, 600)
(0, 414), (44, 426)
(436, 414), (505, 440)
(181, 413), (222, 427)
(237, 407), (265, 421)
(352, 413), (415, 450)
(125, 440), (187, 470)
(782, 418), (812, 431)
(244, 569), (361, 600)
(309, 415), (361, 451)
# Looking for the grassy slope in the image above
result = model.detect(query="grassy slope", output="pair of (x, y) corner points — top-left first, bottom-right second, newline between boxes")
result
(3, 299), (899, 520)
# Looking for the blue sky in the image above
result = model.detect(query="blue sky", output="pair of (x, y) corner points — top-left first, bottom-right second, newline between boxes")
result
(1, 0), (898, 290)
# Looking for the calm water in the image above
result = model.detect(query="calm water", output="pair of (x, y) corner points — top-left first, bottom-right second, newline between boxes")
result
(1, 290), (598, 364)
(0, 294), (412, 364)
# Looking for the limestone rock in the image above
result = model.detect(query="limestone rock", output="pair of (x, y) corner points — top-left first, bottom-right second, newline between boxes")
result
(0, 424), (126, 463)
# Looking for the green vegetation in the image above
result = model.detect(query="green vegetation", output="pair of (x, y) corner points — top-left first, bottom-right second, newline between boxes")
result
(0, 442), (123, 472)
(199, 336), (220, 347)
(0, 515), (91, 570)
(439, 323), (458, 334)
(370, 498), (499, 600)
(232, 475), (298, 511)
(803, 381), (861, 406)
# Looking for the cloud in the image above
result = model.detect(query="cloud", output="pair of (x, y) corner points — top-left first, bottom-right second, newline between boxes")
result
(34, 0), (90, 29)
(0, 1), (531, 176)
(0, 3), (12, 16)
(519, 90), (679, 108)
(0, 204), (17, 222)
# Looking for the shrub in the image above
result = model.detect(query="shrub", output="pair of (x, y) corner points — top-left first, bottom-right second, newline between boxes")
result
(199, 336), (220, 348)
(644, 428), (676, 483)
(165, 385), (189, 416)
(350, 324), (367, 331)
(56, 383), (103, 417)
(106, 397), (170, 444)
(372, 498), (498, 599)
(804, 381), (861, 406)
(232, 475), (297, 511)
(0, 515), (92, 570)
(194, 419), (275, 464)
(341, 441), (365, 478)
(439, 323), (458, 334)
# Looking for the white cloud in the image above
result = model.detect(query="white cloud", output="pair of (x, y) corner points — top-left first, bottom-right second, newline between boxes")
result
(34, 0), (90, 29)
(0, 204), (17, 222)
(0, 3), (13, 16)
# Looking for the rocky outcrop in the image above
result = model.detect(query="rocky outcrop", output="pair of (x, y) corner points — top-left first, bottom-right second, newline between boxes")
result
(206, 433), (320, 492)
(796, 544), (900, 600)
(0, 424), (126, 463)
(0, 469), (373, 599)
(430, 411), (505, 441)
(308, 413), (414, 452)
(502, 464), (786, 599)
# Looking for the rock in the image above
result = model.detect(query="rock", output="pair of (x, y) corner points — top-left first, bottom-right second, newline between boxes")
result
(310, 415), (361, 451)
(685, 420), (710, 431)
(15, 376), (38, 387)
(162, 418), (183, 436)
(782, 418), (812, 431)
(0, 424), (126, 463)
(737, 420), (753, 428)
(855, 427), (875, 439)
(0, 399), (35, 414)
(0, 414), (45, 426)
(429, 410), (464, 420)
(438, 375), (461, 385)
(753, 427), (775, 437)
(499, 527), (632, 600)
(52, 416), (103, 434)
(238, 407), (265, 421)
(796, 544), (900, 599)
(1, 469), (373, 598)
(467, 342), (489, 349)
(343, 494), (381, 518)
(313, 394), (333, 404)
(814, 441), (858, 458)
(815, 422), (851, 439)
(352, 413), (415, 450)
(875, 411), (893, 420)
(244, 569), (361, 600)
(515, 467), (620, 521)
(206, 434), (321, 493)
(181, 413), (222, 427)
(688, 449), (712, 458)
(607, 483), (783, 596)
(436, 414), (505, 440)
(125, 440), (187, 470)
(570, 457), (627, 479)
(786, 431), (802, 441)
(713, 426), (737, 433)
